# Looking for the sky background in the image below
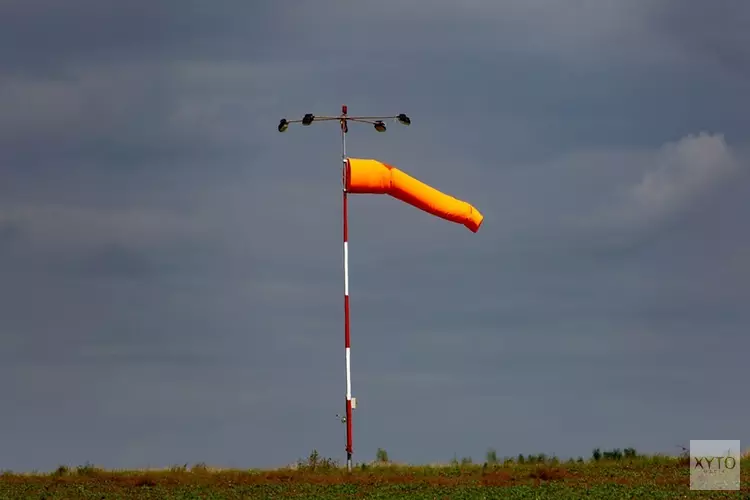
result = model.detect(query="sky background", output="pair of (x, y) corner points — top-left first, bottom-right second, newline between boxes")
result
(1, 0), (748, 471)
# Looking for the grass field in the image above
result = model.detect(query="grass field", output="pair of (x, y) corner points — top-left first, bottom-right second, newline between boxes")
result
(1, 450), (747, 499)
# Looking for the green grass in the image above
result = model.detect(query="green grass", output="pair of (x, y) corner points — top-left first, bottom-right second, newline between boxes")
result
(1, 450), (747, 499)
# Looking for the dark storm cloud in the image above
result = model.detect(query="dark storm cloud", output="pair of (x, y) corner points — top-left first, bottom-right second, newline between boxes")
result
(0, 1), (280, 71)
(0, 1), (748, 471)
(651, 0), (750, 79)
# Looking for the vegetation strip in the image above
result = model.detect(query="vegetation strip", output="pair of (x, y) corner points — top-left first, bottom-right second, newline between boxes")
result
(2, 448), (747, 499)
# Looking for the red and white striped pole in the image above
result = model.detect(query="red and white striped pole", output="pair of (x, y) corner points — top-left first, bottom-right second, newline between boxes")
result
(276, 106), (410, 472)
(340, 104), (354, 472)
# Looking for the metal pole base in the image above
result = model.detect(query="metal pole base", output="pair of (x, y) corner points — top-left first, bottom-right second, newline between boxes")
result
(346, 452), (352, 472)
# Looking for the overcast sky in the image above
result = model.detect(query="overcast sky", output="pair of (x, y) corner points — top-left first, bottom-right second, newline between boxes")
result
(1, 1), (748, 471)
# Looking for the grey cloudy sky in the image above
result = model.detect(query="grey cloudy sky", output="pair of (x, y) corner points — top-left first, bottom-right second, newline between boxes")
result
(1, 1), (748, 471)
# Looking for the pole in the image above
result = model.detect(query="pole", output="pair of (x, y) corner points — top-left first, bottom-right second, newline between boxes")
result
(276, 107), (410, 471)
(341, 105), (353, 472)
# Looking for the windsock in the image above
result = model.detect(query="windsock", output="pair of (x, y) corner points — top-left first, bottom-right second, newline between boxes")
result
(345, 158), (483, 232)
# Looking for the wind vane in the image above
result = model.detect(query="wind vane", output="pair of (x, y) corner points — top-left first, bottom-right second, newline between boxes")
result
(277, 105), (483, 471)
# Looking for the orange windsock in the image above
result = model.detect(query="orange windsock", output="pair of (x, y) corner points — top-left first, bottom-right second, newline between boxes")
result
(345, 158), (483, 232)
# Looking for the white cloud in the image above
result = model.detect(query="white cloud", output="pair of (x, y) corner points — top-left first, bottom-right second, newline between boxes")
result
(627, 132), (740, 224)
(564, 132), (743, 233)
